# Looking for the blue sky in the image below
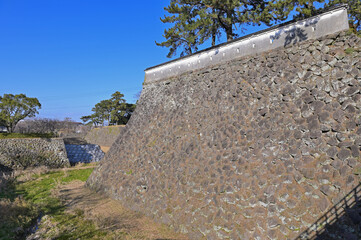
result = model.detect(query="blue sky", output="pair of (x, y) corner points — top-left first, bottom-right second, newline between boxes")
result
(0, 1), (325, 122)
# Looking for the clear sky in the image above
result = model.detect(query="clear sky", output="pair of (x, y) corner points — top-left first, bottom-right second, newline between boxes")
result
(0, 1), (325, 122)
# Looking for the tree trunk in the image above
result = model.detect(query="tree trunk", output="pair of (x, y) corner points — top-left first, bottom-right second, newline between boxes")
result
(226, 28), (233, 41)
(6, 123), (14, 133)
(217, 9), (233, 42)
(212, 32), (216, 46)
(226, 8), (233, 41)
(212, 10), (216, 46)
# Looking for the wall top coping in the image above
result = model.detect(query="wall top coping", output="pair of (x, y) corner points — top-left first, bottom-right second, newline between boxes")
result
(0, 138), (63, 140)
(144, 4), (349, 84)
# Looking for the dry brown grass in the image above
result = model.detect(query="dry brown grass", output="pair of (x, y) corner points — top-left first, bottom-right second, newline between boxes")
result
(1, 165), (187, 239)
(16, 166), (50, 182)
(70, 162), (98, 168)
(0, 171), (12, 191)
(0, 196), (38, 229)
(55, 181), (189, 240)
(0, 166), (51, 185)
(100, 146), (110, 153)
(0, 168), (44, 238)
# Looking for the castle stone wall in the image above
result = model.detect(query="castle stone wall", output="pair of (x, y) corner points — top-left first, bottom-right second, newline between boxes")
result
(65, 144), (105, 164)
(87, 17), (361, 240)
(84, 126), (125, 152)
(0, 138), (70, 170)
(145, 5), (348, 84)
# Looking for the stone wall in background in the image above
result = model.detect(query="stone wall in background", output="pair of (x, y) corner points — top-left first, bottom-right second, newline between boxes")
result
(0, 138), (70, 170)
(84, 125), (125, 153)
(65, 144), (105, 165)
(87, 31), (361, 239)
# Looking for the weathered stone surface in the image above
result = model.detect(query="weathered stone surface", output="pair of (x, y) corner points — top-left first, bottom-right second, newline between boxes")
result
(65, 144), (105, 164)
(84, 125), (125, 150)
(87, 31), (361, 239)
(338, 148), (352, 161)
(0, 138), (70, 170)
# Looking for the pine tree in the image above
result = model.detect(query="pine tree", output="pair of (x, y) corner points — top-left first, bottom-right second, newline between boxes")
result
(268, 0), (326, 21)
(156, 0), (202, 58)
(81, 91), (136, 126)
(269, 0), (360, 33)
(196, 4), (221, 47)
(157, 0), (277, 58)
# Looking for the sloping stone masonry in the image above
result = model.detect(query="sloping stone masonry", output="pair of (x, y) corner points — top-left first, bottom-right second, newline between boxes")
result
(65, 144), (105, 165)
(87, 31), (361, 239)
(0, 138), (69, 170)
(84, 125), (125, 150)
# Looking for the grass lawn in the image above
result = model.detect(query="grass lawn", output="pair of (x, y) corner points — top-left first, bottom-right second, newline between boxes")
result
(0, 165), (187, 240)
(0, 133), (56, 139)
(0, 166), (110, 240)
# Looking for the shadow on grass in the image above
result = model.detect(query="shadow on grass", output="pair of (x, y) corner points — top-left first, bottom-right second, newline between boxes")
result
(0, 174), (22, 201)
(0, 171), (65, 239)
(0, 178), (39, 239)
(0, 164), (12, 172)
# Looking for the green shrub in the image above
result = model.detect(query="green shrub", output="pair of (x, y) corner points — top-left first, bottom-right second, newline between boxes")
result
(345, 47), (355, 55)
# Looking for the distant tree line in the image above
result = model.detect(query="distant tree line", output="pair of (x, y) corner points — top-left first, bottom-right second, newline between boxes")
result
(81, 91), (136, 126)
(14, 117), (90, 137)
(0, 93), (91, 136)
(157, 0), (360, 58)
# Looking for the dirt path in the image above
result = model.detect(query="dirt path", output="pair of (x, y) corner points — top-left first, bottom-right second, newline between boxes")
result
(55, 181), (188, 240)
